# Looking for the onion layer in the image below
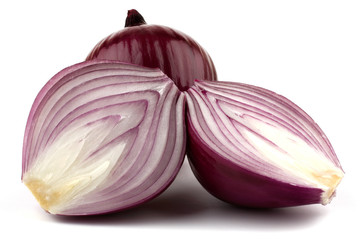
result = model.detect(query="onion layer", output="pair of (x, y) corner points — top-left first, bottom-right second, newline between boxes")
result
(22, 60), (186, 215)
(186, 80), (344, 208)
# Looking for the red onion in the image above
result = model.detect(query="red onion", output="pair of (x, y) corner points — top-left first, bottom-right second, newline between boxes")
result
(185, 80), (344, 208)
(22, 9), (344, 215)
(86, 9), (217, 91)
(22, 60), (186, 215)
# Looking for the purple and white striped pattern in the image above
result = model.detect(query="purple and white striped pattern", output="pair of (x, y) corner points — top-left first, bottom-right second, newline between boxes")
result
(186, 79), (343, 208)
(22, 60), (186, 215)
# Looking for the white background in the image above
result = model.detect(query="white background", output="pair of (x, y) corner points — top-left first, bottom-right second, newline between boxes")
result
(1, 0), (361, 239)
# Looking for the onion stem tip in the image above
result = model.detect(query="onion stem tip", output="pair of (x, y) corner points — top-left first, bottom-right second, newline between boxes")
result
(125, 9), (146, 27)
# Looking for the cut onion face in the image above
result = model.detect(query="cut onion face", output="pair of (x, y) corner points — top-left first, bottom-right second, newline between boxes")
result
(186, 80), (344, 208)
(22, 60), (186, 215)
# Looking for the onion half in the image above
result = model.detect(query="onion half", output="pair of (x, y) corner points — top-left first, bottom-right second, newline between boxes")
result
(186, 80), (344, 208)
(22, 60), (186, 215)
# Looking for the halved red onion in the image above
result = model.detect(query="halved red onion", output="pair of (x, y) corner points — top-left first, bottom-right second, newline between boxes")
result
(22, 60), (186, 215)
(86, 9), (217, 91)
(186, 80), (344, 208)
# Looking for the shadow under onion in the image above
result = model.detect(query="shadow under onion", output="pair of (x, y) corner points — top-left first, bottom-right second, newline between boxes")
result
(51, 161), (327, 230)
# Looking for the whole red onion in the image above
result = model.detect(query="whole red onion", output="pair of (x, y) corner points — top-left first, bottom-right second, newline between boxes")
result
(86, 9), (217, 91)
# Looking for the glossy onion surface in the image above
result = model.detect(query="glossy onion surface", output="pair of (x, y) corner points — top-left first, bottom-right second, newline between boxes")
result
(186, 80), (344, 208)
(86, 10), (217, 91)
(22, 60), (186, 215)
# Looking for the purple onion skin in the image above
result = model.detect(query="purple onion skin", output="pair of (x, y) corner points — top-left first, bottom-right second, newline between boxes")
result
(86, 9), (217, 91)
(186, 124), (323, 208)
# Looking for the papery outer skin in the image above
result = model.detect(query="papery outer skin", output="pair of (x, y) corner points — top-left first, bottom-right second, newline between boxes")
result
(22, 60), (186, 215)
(185, 80), (343, 208)
(86, 24), (217, 91)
